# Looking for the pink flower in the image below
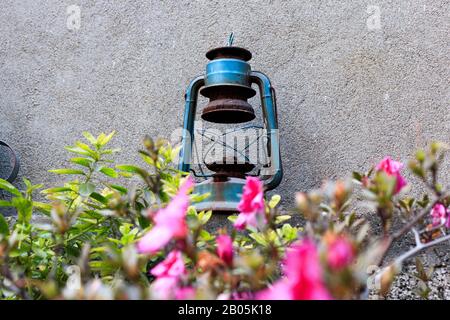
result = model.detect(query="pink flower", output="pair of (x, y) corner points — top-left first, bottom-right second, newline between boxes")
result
(257, 240), (332, 300)
(234, 177), (266, 230)
(237, 177), (265, 213)
(430, 203), (449, 228)
(150, 250), (189, 300)
(233, 212), (259, 230)
(216, 234), (233, 266)
(326, 235), (354, 270)
(217, 291), (254, 300)
(230, 291), (253, 300)
(137, 177), (193, 254)
(256, 280), (294, 300)
(375, 157), (407, 194)
(150, 250), (186, 278)
(175, 287), (196, 300)
(285, 240), (332, 300)
(151, 277), (178, 300)
(151, 278), (195, 300)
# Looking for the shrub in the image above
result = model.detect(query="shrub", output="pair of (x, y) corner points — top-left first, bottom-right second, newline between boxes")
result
(0, 132), (448, 300)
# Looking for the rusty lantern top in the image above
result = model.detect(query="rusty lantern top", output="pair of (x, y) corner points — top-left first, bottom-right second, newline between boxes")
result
(200, 46), (256, 124)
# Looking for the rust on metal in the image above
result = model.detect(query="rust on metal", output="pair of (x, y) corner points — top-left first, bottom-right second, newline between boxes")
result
(205, 46), (252, 61)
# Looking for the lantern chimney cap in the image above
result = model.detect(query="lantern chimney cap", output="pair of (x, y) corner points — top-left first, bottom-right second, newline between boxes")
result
(206, 46), (252, 61)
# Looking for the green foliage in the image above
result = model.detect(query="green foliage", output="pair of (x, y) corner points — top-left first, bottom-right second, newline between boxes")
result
(0, 132), (448, 300)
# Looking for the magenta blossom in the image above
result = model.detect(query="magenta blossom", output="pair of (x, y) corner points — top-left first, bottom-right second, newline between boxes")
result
(137, 177), (193, 254)
(151, 276), (178, 300)
(175, 287), (196, 300)
(234, 177), (266, 230)
(430, 203), (450, 228)
(216, 234), (233, 266)
(150, 250), (186, 278)
(376, 156), (407, 194)
(217, 291), (254, 300)
(257, 239), (332, 300)
(256, 280), (294, 300)
(150, 250), (189, 300)
(151, 278), (194, 300)
(326, 235), (355, 270)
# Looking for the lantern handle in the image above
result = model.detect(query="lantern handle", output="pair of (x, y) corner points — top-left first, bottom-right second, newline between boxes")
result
(179, 75), (205, 173)
(250, 71), (283, 191)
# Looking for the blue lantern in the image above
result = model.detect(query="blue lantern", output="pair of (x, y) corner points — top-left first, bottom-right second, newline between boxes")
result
(179, 43), (282, 213)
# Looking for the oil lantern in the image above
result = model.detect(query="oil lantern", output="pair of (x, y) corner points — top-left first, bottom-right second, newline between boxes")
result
(178, 42), (282, 213)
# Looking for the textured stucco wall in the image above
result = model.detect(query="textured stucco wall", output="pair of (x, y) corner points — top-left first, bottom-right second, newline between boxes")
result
(1, 1), (449, 242)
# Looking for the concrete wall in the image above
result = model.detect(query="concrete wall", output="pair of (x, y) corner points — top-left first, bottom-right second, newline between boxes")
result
(1, 0), (449, 212)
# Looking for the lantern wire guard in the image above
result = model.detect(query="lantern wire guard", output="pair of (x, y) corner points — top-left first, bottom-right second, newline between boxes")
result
(190, 124), (269, 181)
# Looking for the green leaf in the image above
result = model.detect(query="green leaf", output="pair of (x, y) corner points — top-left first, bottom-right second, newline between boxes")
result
(0, 214), (9, 236)
(75, 141), (98, 159)
(139, 151), (155, 166)
(417, 194), (430, 208)
(79, 182), (96, 197)
(281, 223), (298, 241)
(118, 171), (133, 178)
(198, 210), (212, 225)
(249, 232), (268, 246)
(99, 166), (118, 178)
(23, 178), (32, 189)
(12, 197), (32, 224)
(109, 184), (128, 194)
(65, 146), (93, 157)
(415, 258), (429, 281)
(49, 168), (85, 175)
(97, 131), (115, 147)
(23, 179), (43, 193)
(199, 229), (213, 241)
(430, 141), (448, 154)
(84, 210), (104, 220)
(116, 165), (148, 179)
(352, 171), (363, 182)
(345, 211), (357, 227)
(82, 131), (97, 145)
(0, 179), (21, 197)
(42, 187), (73, 194)
(138, 215), (150, 229)
(191, 192), (210, 203)
(89, 192), (108, 204)
(70, 157), (93, 168)
(409, 162), (425, 179)
(415, 150), (426, 163)
(274, 215), (291, 224)
(100, 148), (120, 155)
(269, 194), (281, 208)
(0, 200), (13, 207)
(33, 201), (52, 214)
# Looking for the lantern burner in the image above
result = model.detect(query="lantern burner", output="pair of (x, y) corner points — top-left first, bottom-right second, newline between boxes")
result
(205, 157), (255, 181)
